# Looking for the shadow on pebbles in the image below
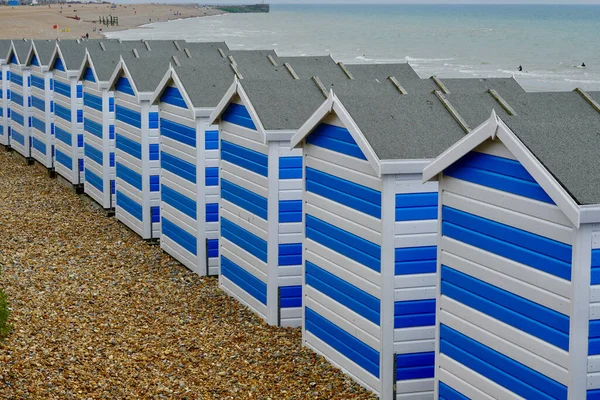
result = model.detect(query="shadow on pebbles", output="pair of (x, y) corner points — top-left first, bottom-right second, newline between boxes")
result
(0, 150), (376, 399)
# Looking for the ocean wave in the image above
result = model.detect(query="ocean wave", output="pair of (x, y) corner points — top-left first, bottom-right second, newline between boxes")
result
(405, 56), (457, 63)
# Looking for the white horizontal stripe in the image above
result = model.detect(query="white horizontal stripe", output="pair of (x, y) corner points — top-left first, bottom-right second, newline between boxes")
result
(221, 160), (268, 197)
(395, 273), (436, 290)
(206, 221), (218, 234)
(592, 232), (600, 250)
(587, 372), (600, 389)
(278, 146), (302, 158)
(161, 137), (196, 164)
(162, 177), (196, 203)
(441, 296), (569, 368)
(162, 169), (196, 197)
(306, 202), (381, 246)
(442, 176), (573, 228)
(304, 333), (380, 396)
(395, 179), (438, 195)
(278, 275), (302, 287)
(591, 286), (600, 303)
(395, 233), (438, 249)
(394, 338), (434, 354)
(443, 190), (573, 245)
(115, 154), (141, 175)
(305, 143), (378, 179)
(442, 236), (571, 299)
(84, 132), (103, 149)
(394, 326), (435, 344)
(306, 191), (381, 233)
(588, 355), (600, 373)
(441, 249), (570, 315)
(279, 222), (302, 234)
(221, 125), (267, 154)
(115, 207), (143, 237)
(220, 199), (268, 240)
(220, 275), (267, 321)
(161, 203), (196, 236)
(279, 189), (302, 202)
(306, 153), (382, 192)
(220, 239), (267, 281)
(306, 239), (381, 297)
(438, 361), (496, 400)
(278, 265), (301, 278)
(161, 236), (198, 274)
(396, 378), (434, 395)
(279, 232), (303, 245)
(590, 303), (600, 320)
(395, 220), (438, 236)
(395, 286), (435, 302)
(83, 109), (103, 124)
(115, 178), (142, 203)
(159, 109), (195, 128)
(279, 179), (302, 191)
(474, 140), (516, 160)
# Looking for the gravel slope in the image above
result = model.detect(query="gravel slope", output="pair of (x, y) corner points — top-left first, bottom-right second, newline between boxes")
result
(0, 150), (376, 400)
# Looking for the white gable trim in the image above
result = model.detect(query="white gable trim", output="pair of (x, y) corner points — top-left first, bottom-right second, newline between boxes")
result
(423, 112), (581, 227)
(380, 159), (432, 175)
(107, 57), (140, 98)
(290, 93), (334, 148)
(208, 77), (237, 125)
(76, 49), (99, 84)
(150, 67), (173, 105)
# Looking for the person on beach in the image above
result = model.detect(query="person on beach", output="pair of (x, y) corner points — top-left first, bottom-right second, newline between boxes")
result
(518, 65), (523, 72)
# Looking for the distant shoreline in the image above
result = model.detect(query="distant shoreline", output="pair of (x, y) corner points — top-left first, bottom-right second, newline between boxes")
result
(0, 4), (224, 40)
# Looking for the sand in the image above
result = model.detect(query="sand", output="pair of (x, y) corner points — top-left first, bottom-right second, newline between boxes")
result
(0, 3), (223, 40)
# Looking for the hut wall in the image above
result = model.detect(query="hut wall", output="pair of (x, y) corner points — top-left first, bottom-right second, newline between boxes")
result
(0, 65), (12, 146)
(30, 67), (54, 168)
(9, 65), (31, 158)
(589, 228), (600, 398)
(435, 139), (574, 399)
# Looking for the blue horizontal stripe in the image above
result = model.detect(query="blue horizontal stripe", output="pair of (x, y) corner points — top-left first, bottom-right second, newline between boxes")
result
(162, 184), (196, 220)
(443, 217), (571, 281)
(11, 73), (23, 86)
(591, 249), (600, 285)
(85, 144), (103, 166)
(206, 167), (218, 187)
(279, 200), (302, 223)
(85, 168), (103, 192)
(307, 123), (367, 160)
(53, 58), (65, 72)
(279, 243), (302, 266)
(55, 126), (72, 146)
(149, 144), (159, 161)
(395, 299), (435, 329)
(306, 215), (381, 272)
(221, 140), (268, 177)
(279, 285), (302, 308)
(11, 91), (23, 107)
(442, 265), (569, 350)
(31, 95), (45, 111)
(31, 75), (44, 90)
(279, 156), (302, 180)
(306, 307), (379, 378)
(11, 129), (24, 146)
(54, 80), (71, 98)
(161, 152), (195, 183)
(31, 137), (46, 155)
(83, 92), (102, 111)
(395, 246), (437, 276)
(589, 389), (600, 400)
(396, 352), (434, 381)
(439, 382), (469, 400)
(160, 118), (195, 147)
(116, 190), (142, 221)
(115, 77), (135, 96)
(83, 67), (96, 83)
(445, 151), (555, 204)
(31, 116), (45, 133)
(208, 239), (219, 259)
(11, 109), (24, 126)
(160, 86), (187, 108)
(55, 103), (71, 122)
(306, 261), (380, 325)
(55, 149), (72, 169)
(162, 218), (197, 256)
(205, 130), (219, 150)
(149, 112), (159, 129)
(221, 179), (268, 220)
(116, 162), (142, 191)
(116, 134), (142, 160)
(115, 105), (141, 128)
(306, 167), (381, 219)
(396, 192), (438, 221)
(221, 256), (266, 305)
(206, 203), (218, 223)
(150, 176), (160, 192)
(441, 324), (567, 400)
(222, 103), (256, 130)
(84, 118), (103, 139)
(589, 318), (600, 355)
(151, 206), (160, 223)
(221, 218), (267, 263)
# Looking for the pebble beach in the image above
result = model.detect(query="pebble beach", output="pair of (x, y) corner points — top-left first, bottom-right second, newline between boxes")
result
(0, 149), (375, 399)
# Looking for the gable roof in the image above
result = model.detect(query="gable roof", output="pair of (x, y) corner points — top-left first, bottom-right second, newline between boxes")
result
(54, 39), (88, 71)
(440, 77), (526, 96)
(29, 40), (57, 67)
(277, 55), (348, 83)
(0, 40), (13, 62)
(225, 50), (288, 79)
(346, 63), (438, 93)
(10, 39), (31, 65)
(116, 54), (177, 94)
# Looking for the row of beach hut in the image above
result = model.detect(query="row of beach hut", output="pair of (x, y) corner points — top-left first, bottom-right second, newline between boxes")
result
(1, 37), (600, 400)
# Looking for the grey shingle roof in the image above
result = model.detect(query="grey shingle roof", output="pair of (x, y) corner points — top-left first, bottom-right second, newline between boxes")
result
(445, 92), (511, 130)
(121, 55), (175, 93)
(12, 39), (31, 65)
(441, 77), (526, 96)
(32, 40), (57, 66)
(589, 91), (600, 105)
(240, 79), (326, 131)
(345, 63), (438, 93)
(277, 56), (348, 83)
(332, 83), (466, 161)
(0, 40), (13, 61)
(499, 92), (600, 205)
(171, 59), (235, 108)
(226, 50), (289, 79)
(55, 40), (88, 71)
(86, 48), (125, 82)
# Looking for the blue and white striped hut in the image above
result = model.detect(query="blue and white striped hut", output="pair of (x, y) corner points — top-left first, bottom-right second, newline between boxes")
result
(288, 82), (471, 399)
(26, 40), (58, 170)
(48, 39), (90, 188)
(7, 39), (32, 159)
(209, 78), (327, 327)
(0, 40), (13, 147)
(422, 90), (600, 400)
(150, 52), (234, 276)
(77, 41), (149, 210)
(106, 53), (186, 240)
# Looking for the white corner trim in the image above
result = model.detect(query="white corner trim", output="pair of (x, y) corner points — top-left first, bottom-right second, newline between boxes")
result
(380, 159), (431, 175)
(289, 94), (333, 148)
(422, 114), (497, 182)
(579, 205), (600, 224)
(264, 130), (296, 143)
(208, 78), (237, 125)
(193, 107), (214, 119)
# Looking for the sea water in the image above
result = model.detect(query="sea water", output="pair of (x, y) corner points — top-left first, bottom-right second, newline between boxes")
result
(106, 4), (600, 92)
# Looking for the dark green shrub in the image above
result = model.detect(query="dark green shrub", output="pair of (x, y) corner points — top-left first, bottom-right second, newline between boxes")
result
(0, 289), (9, 340)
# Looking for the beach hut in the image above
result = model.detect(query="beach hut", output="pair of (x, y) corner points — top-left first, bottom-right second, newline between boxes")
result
(48, 39), (92, 188)
(286, 82), (478, 399)
(209, 78), (327, 327)
(150, 54), (235, 275)
(7, 39), (32, 159)
(26, 40), (57, 170)
(0, 40), (13, 147)
(106, 52), (188, 240)
(422, 91), (600, 399)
